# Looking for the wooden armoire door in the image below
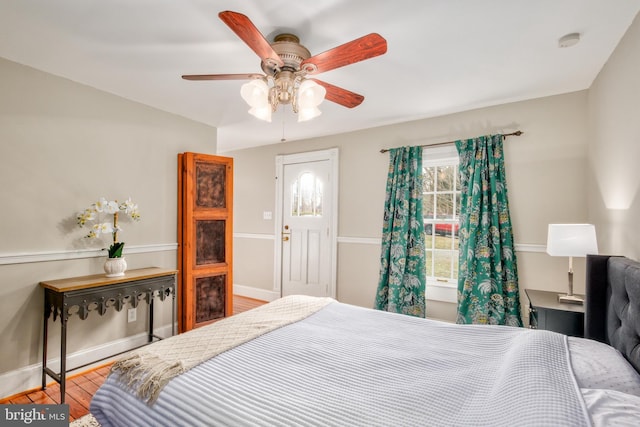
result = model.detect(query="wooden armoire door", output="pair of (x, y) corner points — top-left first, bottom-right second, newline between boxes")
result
(178, 152), (233, 332)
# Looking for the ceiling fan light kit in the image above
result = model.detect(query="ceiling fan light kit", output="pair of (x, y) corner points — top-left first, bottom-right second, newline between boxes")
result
(239, 73), (326, 123)
(182, 11), (387, 123)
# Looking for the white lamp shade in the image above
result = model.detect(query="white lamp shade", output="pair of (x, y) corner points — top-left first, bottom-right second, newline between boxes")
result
(248, 105), (272, 122)
(241, 79), (269, 107)
(297, 106), (322, 122)
(297, 79), (326, 108)
(296, 79), (325, 122)
(241, 79), (271, 122)
(546, 224), (598, 257)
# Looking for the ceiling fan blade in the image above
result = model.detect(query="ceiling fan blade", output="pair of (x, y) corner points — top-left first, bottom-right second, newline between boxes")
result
(311, 79), (364, 108)
(301, 33), (387, 75)
(218, 11), (284, 68)
(182, 73), (263, 81)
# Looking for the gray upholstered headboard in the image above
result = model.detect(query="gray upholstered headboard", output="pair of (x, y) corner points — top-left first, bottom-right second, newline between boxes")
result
(585, 254), (640, 373)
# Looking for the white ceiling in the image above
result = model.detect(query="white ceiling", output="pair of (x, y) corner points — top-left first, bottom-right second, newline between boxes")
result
(1, 1), (639, 152)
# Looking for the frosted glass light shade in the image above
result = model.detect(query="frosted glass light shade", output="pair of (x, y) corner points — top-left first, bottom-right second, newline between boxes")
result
(240, 78), (326, 123)
(297, 79), (326, 108)
(297, 79), (325, 122)
(546, 224), (598, 257)
(297, 106), (322, 122)
(241, 79), (271, 122)
(248, 105), (272, 122)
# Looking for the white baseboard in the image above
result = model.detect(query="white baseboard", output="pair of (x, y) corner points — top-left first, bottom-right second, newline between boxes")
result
(233, 284), (279, 302)
(0, 324), (174, 400)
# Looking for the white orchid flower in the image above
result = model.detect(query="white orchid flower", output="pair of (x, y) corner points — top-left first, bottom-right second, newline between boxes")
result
(130, 208), (141, 220)
(93, 222), (114, 236)
(94, 197), (109, 212)
(78, 197), (140, 242)
(120, 198), (141, 220)
(76, 208), (96, 226)
(104, 201), (119, 214)
(84, 209), (96, 221)
(120, 198), (137, 214)
(94, 198), (118, 214)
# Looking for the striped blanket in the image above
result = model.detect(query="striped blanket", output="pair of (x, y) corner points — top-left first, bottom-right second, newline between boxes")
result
(92, 299), (590, 426)
(109, 295), (332, 404)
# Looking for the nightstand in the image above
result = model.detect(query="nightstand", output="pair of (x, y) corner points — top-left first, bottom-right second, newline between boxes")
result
(524, 288), (585, 337)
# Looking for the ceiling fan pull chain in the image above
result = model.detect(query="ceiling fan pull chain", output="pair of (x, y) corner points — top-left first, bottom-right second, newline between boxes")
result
(281, 105), (287, 142)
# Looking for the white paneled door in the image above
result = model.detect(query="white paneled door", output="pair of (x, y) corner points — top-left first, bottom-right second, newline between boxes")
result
(279, 152), (336, 298)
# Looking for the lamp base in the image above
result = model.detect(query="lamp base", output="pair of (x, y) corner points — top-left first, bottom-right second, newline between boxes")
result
(558, 294), (584, 305)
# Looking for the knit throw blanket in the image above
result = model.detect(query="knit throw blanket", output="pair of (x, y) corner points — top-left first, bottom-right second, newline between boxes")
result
(110, 295), (333, 404)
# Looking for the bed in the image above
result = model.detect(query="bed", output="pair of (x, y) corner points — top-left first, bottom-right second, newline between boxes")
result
(91, 255), (640, 426)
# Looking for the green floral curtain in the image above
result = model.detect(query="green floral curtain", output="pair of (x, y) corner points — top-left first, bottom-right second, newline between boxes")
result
(375, 146), (426, 318)
(456, 135), (522, 326)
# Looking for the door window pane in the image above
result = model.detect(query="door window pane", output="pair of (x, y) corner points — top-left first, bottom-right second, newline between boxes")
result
(291, 172), (323, 217)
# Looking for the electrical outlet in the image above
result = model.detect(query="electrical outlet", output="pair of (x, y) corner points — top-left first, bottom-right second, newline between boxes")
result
(127, 308), (136, 323)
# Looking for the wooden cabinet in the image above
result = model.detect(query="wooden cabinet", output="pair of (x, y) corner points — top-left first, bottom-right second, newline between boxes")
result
(525, 288), (584, 337)
(178, 153), (233, 332)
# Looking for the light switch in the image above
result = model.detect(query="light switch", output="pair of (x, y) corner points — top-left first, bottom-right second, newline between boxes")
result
(263, 211), (272, 220)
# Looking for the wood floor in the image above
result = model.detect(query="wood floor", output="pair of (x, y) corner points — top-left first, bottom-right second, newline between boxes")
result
(0, 295), (266, 421)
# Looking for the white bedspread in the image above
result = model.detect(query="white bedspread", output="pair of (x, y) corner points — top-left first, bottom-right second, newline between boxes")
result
(110, 295), (332, 404)
(92, 300), (591, 427)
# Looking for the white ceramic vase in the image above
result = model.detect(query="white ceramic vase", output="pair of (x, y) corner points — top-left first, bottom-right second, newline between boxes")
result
(104, 257), (127, 277)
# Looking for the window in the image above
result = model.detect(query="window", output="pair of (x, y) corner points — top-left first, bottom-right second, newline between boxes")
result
(423, 146), (460, 287)
(291, 172), (323, 217)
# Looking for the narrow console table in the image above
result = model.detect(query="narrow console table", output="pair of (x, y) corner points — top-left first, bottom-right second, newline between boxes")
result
(40, 267), (178, 403)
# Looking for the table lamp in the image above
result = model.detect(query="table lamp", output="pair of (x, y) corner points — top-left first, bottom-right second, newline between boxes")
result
(546, 224), (598, 305)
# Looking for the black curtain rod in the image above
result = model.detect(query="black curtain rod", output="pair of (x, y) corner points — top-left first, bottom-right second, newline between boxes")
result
(379, 130), (523, 154)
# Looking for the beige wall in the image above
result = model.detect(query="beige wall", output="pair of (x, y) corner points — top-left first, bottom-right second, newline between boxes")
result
(228, 90), (591, 321)
(587, 12), (640, 259)
(0, 57), (217, 395)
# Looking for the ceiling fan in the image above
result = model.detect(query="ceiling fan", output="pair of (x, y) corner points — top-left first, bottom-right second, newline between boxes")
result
(182, 11), (387, 122)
